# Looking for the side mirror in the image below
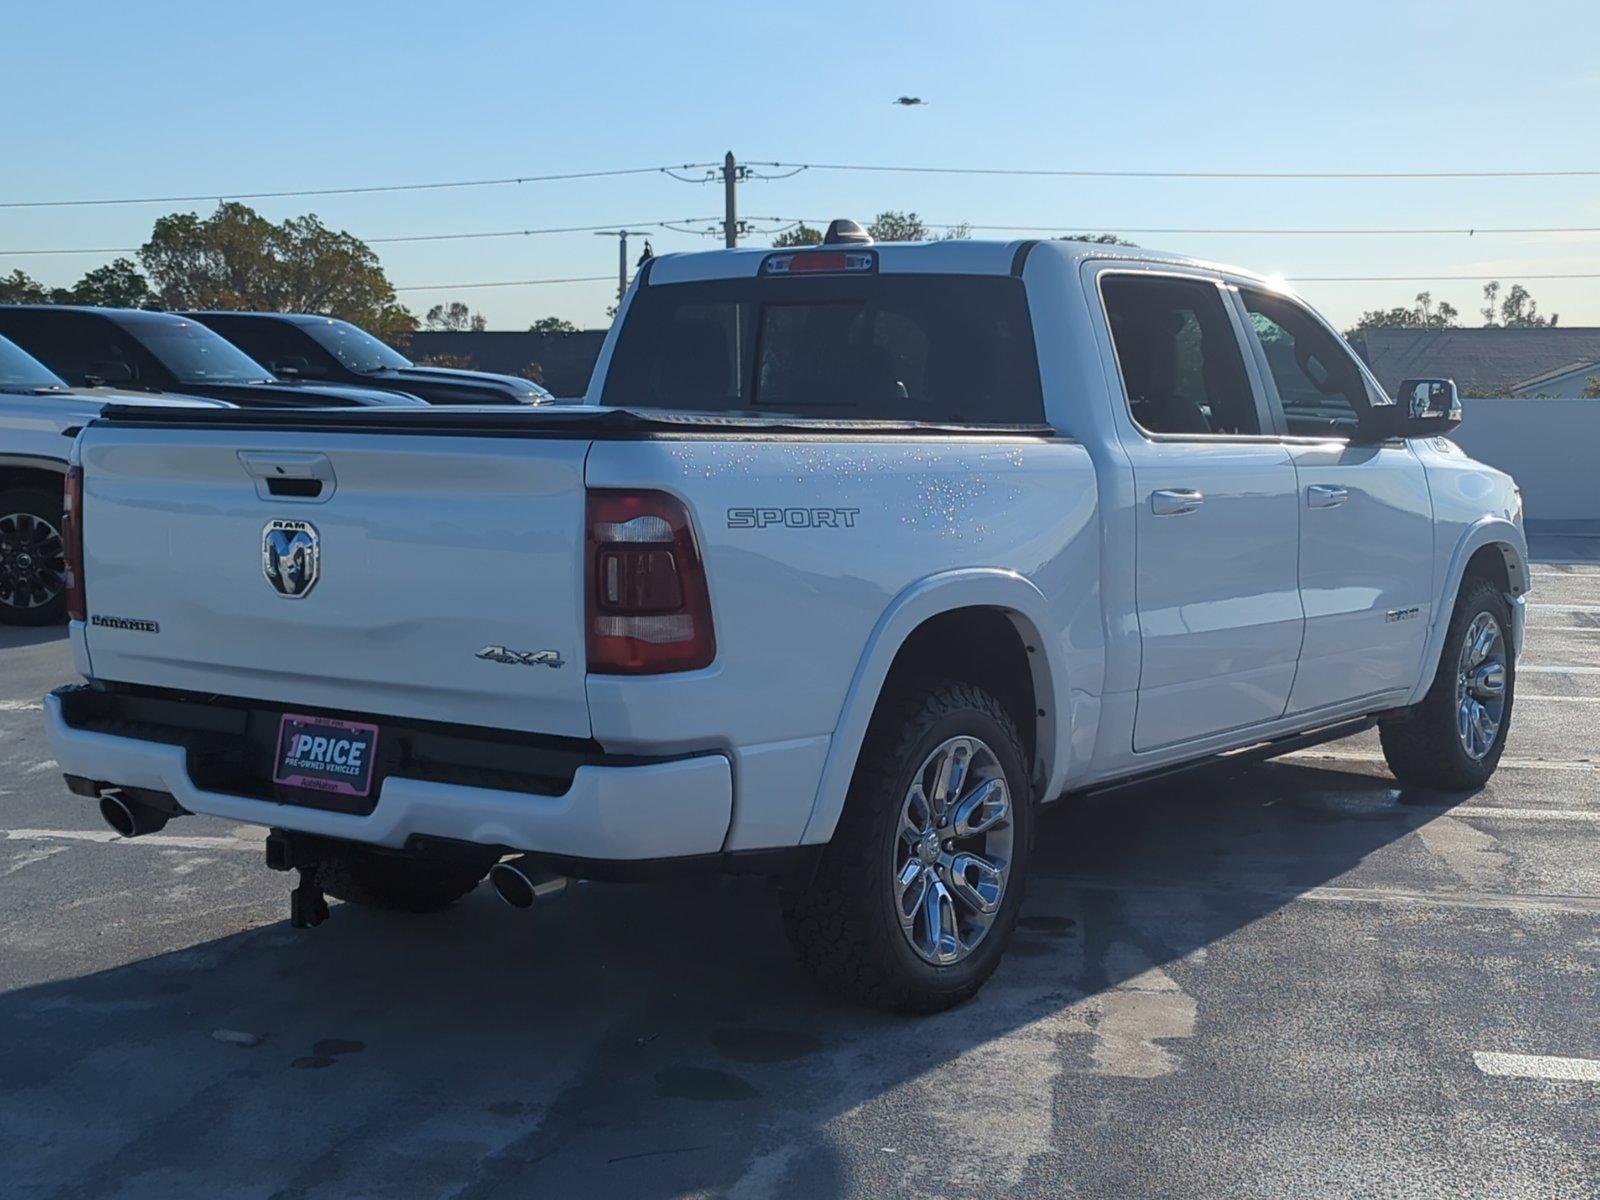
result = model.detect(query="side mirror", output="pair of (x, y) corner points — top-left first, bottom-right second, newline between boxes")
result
(83, 360), (134, 386)
(275, 356), (325, 380)
(1395, 377), (1462, 435)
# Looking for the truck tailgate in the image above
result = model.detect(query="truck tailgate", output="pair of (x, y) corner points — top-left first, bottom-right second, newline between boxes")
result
(77, 427), (592, 738)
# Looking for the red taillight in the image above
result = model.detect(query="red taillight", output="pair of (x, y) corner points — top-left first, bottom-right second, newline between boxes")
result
(62, 465), (85, 622)
(586, 489), (715, 674)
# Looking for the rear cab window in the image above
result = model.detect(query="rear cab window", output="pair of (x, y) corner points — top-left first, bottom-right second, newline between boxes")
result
(600, 265), (1045, 424)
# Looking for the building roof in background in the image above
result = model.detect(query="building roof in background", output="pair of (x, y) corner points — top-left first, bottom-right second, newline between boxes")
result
(1511, 359), (1600, 394)
(1353, 327), (1600, 396)
(405, 330), (606, 399)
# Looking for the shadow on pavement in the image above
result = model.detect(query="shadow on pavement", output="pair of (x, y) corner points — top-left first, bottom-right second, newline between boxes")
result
(0, 624), (67, 651)
(0, 758), (1481, 1199)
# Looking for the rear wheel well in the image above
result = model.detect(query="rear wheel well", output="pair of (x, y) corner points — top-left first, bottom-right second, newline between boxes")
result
(0, 465), (66, 506)
(874, 607), (1044, 796)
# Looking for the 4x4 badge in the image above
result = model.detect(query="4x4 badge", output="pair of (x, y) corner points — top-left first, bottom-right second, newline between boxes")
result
(476, 645), (565, 669)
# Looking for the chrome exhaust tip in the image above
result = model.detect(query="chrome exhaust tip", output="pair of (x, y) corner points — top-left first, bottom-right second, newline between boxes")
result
(489, 857), (568, 910)
(98, 792), (170, 839)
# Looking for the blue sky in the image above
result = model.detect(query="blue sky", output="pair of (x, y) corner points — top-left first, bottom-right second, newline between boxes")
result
(4, 0), (1596, 331)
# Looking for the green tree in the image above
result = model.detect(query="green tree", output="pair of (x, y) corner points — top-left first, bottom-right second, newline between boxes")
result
(57, 257), (155, 308)
(139, 201), (416, 343)
(1055, 233), (1137, 246)
(0, 262), (155, 308)
(1343, 291), (1460, 341)
(867, 211), (970, 242)
(0, 269), (50, 304)
(1580, 376), (1600, 399)
(1480, 280), (1557, 328)
(423, 301), (486, 332)
(528, 316), (579, 334)
(772, 223), (824, 247)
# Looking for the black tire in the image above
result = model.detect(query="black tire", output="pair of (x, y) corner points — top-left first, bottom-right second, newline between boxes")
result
(318, 844), (492, 914)
(0, 488), (69, 627)
(1379, 575), (1515, 791)
(780, 679), (1034, 1014)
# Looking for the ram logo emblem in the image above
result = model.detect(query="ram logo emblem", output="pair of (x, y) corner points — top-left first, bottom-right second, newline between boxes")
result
(263, 520), (320, 599)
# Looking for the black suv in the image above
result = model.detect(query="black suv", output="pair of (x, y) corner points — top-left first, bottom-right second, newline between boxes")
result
(187, 312), (553, 405)
(0, 308), (425, 408)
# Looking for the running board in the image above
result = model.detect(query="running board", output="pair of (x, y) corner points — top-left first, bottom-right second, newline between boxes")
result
(1060, 716), (1379, 802)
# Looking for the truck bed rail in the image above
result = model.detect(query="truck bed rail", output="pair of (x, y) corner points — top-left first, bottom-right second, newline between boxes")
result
(93, 403), (1059, 440)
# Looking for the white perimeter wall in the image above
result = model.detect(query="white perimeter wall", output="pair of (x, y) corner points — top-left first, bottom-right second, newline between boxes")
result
(1449, 398), (1595, 526)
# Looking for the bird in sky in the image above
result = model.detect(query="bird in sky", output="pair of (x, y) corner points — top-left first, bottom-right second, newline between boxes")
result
(892, 96), (927, 106)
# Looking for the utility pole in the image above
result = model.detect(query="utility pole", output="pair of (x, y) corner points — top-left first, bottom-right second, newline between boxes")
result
(593, 229), (652, 306)
(722, 151), (739, 247)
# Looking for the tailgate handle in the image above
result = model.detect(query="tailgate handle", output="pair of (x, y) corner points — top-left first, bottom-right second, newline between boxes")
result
(238, 451), (336, 504)
(266, 476), (323, 499)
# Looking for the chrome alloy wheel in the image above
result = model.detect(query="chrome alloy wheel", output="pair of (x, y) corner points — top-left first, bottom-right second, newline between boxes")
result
(1455, 611), (1508, 761)
(0, 511), (66, 612)
(893, 735), (1014, 965)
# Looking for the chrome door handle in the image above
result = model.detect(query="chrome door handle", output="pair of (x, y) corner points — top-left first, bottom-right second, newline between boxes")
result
(1150, 488), (1204, 516)
(1307, 484), (1349, 509)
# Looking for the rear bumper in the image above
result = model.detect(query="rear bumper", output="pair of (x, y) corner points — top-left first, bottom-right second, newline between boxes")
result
(44, 691), (732, 859)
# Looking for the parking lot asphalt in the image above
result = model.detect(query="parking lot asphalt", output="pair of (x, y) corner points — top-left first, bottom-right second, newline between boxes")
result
(1, 539), (1596, 1200)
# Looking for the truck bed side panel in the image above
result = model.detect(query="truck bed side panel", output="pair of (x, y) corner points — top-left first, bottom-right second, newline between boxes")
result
(584, 435), (1101, 848)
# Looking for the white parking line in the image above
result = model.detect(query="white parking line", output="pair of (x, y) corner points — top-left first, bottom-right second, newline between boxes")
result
(0, 700), (42, 712)
(1471, 1052), (1600, 1082)
(1055, 874), (1600, 916)
(1517, 694), (1600, 702)
(1530, 603), (1600, 612)
(1441, 806), (1600, 823)
(1283, 750), (1598, 772)
(1519, 664), (1600, 675)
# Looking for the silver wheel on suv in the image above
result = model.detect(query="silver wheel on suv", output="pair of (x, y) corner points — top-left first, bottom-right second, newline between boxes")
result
(893, 735), (1014, 965)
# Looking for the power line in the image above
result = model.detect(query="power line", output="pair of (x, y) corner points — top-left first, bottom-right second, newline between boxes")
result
(12, 217), (1598, 258)
(373, 221), (713, 246)
(767, 160), (1600, 181)
(917, 222), (1600, 237)
(392, 275), (614, 292)
(0, 218), (726, 257)
(13, 152), (1594, 212)
(0, 165), (719, 210)
(386, 270), (1600, 293)
(1288, 272), (1600, 282)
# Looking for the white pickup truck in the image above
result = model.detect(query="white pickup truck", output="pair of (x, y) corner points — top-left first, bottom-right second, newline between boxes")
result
(44, 229), (1528, 1011)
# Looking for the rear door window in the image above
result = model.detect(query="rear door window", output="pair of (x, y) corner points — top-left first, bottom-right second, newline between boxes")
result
(601, 272), (1044, 423)
(1100, 274), (1260, 436)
